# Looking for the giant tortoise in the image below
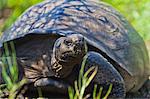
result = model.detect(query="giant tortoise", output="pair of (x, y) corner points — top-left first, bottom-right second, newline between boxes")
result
(0, 0), (149, 98)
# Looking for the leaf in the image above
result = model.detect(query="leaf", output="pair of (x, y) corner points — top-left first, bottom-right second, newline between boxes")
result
(10, 41), (18, 82)
(97, 87), (103, 99)
(84, 66), (98, 87)
(93, 85), (97, 99)
(103, 84), (113, 99)
(78, 55), (88, 90)
(1, 55), (13, 90)
(68, 87), (74, 99)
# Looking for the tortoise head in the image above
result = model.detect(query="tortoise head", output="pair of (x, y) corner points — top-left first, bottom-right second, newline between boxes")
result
(51, 34), (87, 78)
(54, 34), (87, 62)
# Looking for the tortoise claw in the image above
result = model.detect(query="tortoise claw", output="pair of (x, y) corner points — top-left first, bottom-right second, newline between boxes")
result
(34, 78), (69, 94)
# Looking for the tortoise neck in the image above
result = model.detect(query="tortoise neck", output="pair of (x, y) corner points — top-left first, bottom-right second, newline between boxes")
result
(51, 54), (76, 78)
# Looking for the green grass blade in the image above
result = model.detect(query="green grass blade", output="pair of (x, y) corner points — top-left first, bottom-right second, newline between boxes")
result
(83, 94), (90, 99)
(83, 66), (96, 78)
(1, 54), (6, 64)
(37, 87), (43, 98)
(1, 63), (13, 90)
(84, 66), (98, 87)
(68, 86), (74, 99)
(79, 85), (86, 99)
(10, 41), (18, 82)
(93, 85), (97, 99)
(103, 84), (113, 99)
(1, 55), (13, 89)
(78, 55), (87, 90)
(97, 87), (103, 99)
(3, 43), (13, 73)
(74, 81), (80, 97)
(8, 78), (27, 99)
(0, 84), (7, 89)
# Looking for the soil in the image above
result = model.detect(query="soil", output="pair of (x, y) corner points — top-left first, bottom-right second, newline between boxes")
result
(126, 79), (150, 98)
(0, 8), (12, 33)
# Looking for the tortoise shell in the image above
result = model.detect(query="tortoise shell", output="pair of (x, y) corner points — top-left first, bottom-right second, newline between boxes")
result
(0, 0), (149, 92)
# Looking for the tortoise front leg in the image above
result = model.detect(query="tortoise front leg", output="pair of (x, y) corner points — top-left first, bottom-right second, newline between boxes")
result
(84, 51), (126, 98)
(34, 77), (69, 95)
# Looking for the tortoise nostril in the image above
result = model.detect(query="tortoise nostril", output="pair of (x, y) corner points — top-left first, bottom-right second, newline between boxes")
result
(74, 42), (83, 52)
(76, 37), (84, 44)
(79, 37), (84, 43)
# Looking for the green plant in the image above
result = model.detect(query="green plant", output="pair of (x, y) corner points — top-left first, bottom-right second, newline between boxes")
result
(0, 42), (27, 99)
(0, 42), (112, 99)
(0, 0), (43, 33)
(102, 0), (150, 41)
(0, 0), (7, 9)
(68, 56), (113, 99)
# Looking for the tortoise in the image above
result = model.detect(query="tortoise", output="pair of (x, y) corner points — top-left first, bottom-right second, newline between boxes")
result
(0, 0), (149, 98)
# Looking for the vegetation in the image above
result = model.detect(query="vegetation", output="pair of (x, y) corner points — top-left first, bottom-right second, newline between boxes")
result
(102, 0), (150, 41)
(1, 0), (149, 55)
(0, 0), (149, 98)
(0, 0), (43, 33)
(0, 42), (27, 98)
(0, 42), (112, 98)
(0, 0), (150, 40)
(68, 56), (112, 99)
(102, 0), (150, 59)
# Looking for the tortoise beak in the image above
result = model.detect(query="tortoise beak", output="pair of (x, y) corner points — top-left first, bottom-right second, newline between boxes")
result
(74, 42), (84, 55)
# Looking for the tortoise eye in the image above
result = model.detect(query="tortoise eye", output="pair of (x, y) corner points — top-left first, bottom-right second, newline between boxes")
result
(64, 39), (72, 46)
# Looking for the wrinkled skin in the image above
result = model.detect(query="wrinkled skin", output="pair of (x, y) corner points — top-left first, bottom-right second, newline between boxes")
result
(51, 34), (87, 78)
(0, 34), (126, 98)
(0, 34), (87, 97)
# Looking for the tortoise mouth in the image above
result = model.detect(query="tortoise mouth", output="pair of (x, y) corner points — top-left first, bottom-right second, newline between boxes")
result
(60, 50), (83, 62)
(61, 52), (76, 60)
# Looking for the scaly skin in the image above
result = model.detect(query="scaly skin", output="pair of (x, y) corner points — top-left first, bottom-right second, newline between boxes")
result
(0, 0), (149, 98)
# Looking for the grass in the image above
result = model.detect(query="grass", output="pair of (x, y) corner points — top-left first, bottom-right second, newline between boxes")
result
(0, 42), (27, 98)
(68, 55), (113, 99)
(0, 0), (150, 41)
(0, 0), (43, 32)
(0, 0), (149, 56)
(0, 42), (112, 98)
(1, 0), (149, 57)
(0, 0), (149, 98)
(102, 0), (150, 41)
